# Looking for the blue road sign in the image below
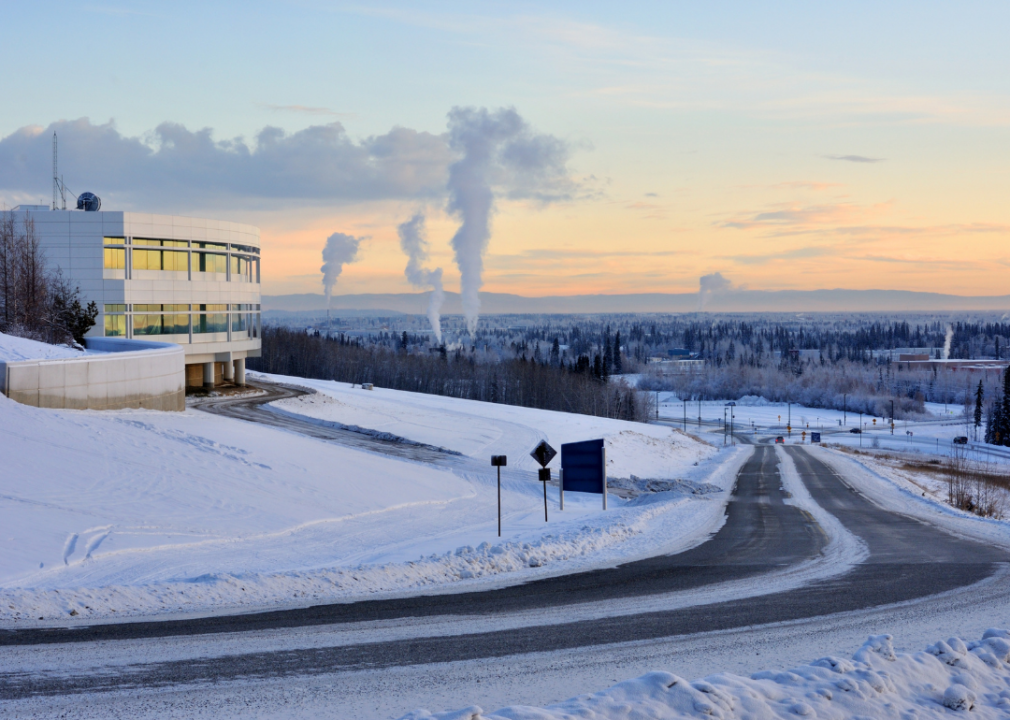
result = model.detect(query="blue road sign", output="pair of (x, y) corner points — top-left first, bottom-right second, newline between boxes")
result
(561, 439), (605, 494)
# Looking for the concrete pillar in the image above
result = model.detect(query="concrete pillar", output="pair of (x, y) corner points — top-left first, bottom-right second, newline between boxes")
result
(234, 358), (246, 386)
(203, 362), (215, 389)
(223, 359), (235, 382)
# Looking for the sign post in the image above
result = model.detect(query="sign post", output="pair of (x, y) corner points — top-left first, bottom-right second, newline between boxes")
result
(491, 455), (507, 536)
(529, 441), (557, 523)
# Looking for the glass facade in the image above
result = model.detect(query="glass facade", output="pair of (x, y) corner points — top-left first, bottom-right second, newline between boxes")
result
(195, 252), (228, 274)
(134, 313), (190, 336)
(195, 304), (228, 334)
(133, 249), (188, 272)
(134, 238), (188, 248)
(103, 248), (126, 269)
(103, 304), (127, 337)
(99, 237), (260, 340)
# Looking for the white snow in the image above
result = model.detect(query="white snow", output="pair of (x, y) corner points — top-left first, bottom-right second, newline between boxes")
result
(261, 373), (717, 477)
(0, 374), (728, 623)
(0, 331), (83, 361)
(403, 630), (1010, 719)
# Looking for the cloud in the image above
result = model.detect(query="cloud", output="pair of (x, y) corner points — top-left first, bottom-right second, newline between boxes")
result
(770, 181), (844, 191)
(731, 246), (835, 265)
(261, 104), (352, 117)
(0, 117), (452, 209)
(823, 154), (884, 163)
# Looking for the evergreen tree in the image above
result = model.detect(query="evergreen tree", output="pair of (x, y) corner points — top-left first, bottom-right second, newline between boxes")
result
(603, 326), (613, 377)
(974, 380), (984, 440)
(550, 337), (560, 366)
(400, 331), (408, 350)
(613, 330), (623, 374)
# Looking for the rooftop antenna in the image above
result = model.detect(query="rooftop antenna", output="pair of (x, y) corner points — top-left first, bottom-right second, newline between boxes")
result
(52, 132), (58, 211)
(52, 132), (67, 210)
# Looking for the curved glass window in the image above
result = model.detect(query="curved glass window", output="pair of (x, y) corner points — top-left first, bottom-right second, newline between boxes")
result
(133, 249), (188, 272)
(196, 253), (227, 274)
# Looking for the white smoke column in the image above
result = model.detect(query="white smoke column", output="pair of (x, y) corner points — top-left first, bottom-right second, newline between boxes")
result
(942, 325), (954, 360)
(445, 107), (576, 336)
(321, 232), (363, 305)
(698, 272), (733, 311)
(398, 212), (444, 343)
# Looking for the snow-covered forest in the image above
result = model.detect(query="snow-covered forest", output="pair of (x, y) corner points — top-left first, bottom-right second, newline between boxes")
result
(262, 311), (1010, 423)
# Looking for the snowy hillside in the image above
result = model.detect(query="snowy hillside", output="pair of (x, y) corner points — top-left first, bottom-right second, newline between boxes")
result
(261, 373), (717, 477)
(0, 377), (732, 623)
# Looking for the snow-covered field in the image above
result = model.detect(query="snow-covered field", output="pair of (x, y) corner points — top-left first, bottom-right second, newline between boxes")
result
(0, 366), (733, 624)
(407, 630), (1010, 719)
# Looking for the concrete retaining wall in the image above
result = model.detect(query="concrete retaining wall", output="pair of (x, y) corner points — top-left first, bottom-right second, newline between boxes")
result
(0, 338), (185, 412)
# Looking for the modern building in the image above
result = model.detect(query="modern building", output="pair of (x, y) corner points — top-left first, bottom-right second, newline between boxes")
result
(10, 204), (261, 388)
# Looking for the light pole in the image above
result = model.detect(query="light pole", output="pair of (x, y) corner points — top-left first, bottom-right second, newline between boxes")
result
(859, 411), (863, 447)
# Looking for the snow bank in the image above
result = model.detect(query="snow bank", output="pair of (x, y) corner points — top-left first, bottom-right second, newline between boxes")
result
(0, 331), (82, 361)
(403, 630), (1010, 719)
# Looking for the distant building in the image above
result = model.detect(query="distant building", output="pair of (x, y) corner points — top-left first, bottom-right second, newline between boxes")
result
(647, 357), (705, 374)
(900, 358), (1008, 373)
(11, 206), (261, 388)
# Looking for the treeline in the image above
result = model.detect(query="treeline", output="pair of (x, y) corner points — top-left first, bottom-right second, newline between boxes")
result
(639, 360), (933, 419)
(249, 326), (652, 421)
(0, 212), (97, 345)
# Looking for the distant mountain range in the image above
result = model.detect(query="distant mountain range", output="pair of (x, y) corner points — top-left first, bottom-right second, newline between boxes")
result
(262, 290), (1010, 315)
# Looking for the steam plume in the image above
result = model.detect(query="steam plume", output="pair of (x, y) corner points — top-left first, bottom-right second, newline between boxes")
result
(446, 107), (576, 337)
(398, 212), (444, 343)
(698, 272), (734, 311)
(942, 325), (954, 360)
(321, 232), (363, 304)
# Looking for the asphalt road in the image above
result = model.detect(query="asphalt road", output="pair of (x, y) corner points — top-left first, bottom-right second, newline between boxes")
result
(2, 438), (1006, 699)
(189, 381), (457, 463)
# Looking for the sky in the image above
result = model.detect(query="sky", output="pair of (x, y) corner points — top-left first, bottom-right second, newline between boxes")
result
(2, 1), (1009, 299)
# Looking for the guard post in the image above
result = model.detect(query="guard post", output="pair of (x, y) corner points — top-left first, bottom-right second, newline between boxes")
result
(491, 455), (507, 537)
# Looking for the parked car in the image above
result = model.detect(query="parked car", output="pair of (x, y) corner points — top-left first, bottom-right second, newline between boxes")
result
(775, 436), (785, 444)
(953, 436), (969, 445)
(850, 428), (861, 434)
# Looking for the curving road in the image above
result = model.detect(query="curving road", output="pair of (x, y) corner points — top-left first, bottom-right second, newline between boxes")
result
(2, 409), (1007, 705)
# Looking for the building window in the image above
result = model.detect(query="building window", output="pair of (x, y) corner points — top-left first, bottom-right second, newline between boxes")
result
(196, 252), (227, 274)
(134, 238), (188, 248)
(133, 249), (188, 272)
(103, 236), (125, 245)
(195, 304), (228, 334)
(103, 305), (126, 337)
(133, 313), (190, 336)
(103, 248), (126, 269)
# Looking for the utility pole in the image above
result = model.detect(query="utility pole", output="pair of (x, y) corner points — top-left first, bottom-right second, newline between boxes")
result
(843, 393), (847, 426)
(723, 407), (727, 445)
(859, 412), (863, 447)
(683, 399), (687, 430)
(698, 398), (701, 428)
(890, 399), (894, 435)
